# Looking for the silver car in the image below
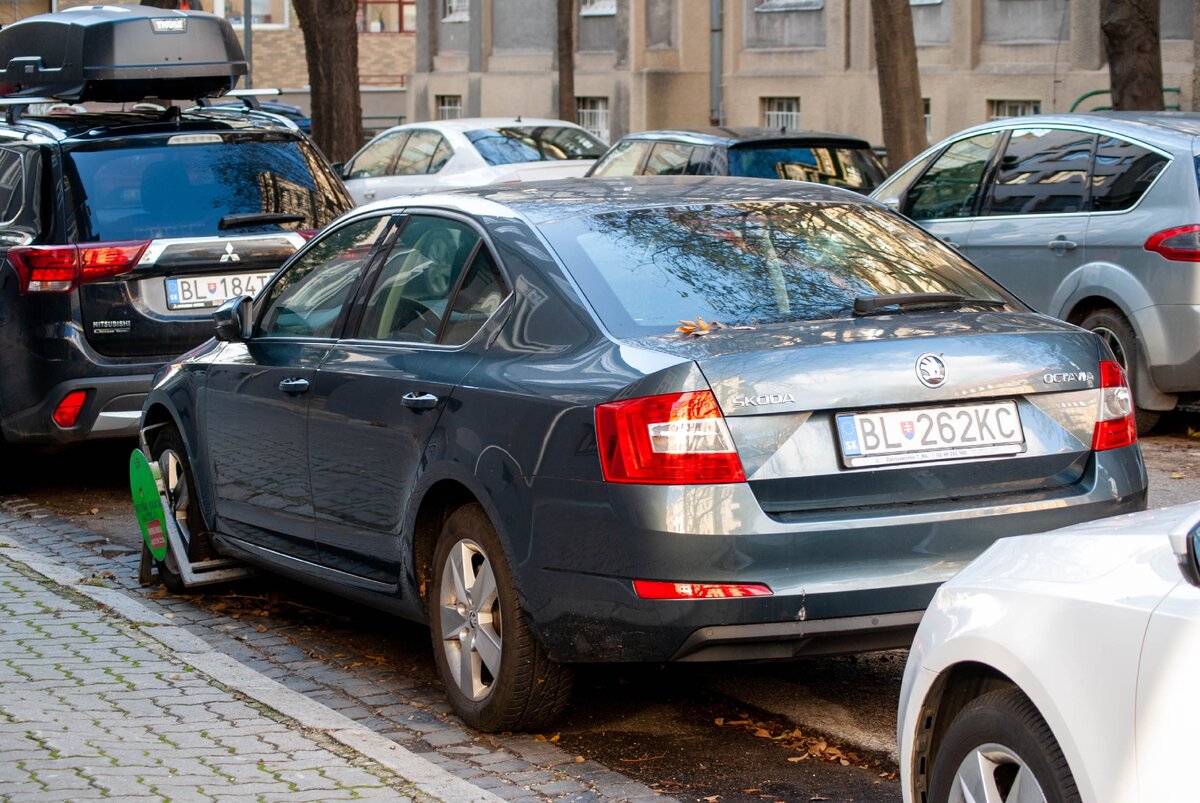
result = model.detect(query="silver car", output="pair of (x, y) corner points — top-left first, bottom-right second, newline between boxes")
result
(872, 113), (1200, 433)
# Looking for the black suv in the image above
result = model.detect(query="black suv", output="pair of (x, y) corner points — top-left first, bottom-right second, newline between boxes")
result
(587, 127), (888, 193)
(0, 8), (353, 449)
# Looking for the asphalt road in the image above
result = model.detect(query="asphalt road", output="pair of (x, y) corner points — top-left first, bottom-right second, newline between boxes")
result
(5, 424), (1198, 802)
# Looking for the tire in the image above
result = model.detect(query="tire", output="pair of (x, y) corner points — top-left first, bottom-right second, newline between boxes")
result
(1079, 308), (1160, 435)
(929, 688), (1081, 803)
(149, 427), (213, 594)
(429, 503), (573, 732)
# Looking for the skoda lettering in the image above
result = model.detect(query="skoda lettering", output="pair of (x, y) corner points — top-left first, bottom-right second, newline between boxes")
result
(731, 392), (797, 409)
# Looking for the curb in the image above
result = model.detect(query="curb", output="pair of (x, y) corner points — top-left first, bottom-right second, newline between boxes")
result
(0, 541), (505, 803)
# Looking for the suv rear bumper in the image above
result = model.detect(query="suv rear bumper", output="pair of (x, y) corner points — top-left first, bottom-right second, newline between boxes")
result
(1, 374), (152, 445)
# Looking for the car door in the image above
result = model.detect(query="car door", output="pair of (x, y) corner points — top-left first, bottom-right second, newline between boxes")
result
(900, 131), (1002, 253)
(308, 213), (511, 586)
(968, 127), (1095, 311)
(368, 130), (454, 202)
(204, 214), (393, 561)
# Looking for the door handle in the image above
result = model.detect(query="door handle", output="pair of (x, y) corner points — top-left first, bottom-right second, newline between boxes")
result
(941, 237), (961, 250)
(278, 377), (310, 394)
(1047, 236), (1078, 252)
(364, 190), (376, 200)
(401, 392), (439, 410)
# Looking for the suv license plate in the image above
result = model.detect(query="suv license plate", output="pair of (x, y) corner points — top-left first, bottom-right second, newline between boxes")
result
(165, 272), (273, 310)
(836, 401), (1024, 468)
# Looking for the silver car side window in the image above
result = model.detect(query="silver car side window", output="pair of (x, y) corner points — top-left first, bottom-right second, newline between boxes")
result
(982, 128), (1094, 216)
(904, 132), (999, 221)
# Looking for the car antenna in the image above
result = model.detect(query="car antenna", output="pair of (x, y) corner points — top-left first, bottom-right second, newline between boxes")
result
(516, 113), (522, 123)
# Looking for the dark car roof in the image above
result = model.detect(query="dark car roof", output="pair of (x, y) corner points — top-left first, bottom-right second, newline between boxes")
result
(5, 109), (299, 143)
(616, 127), (874, 148)
(372, 176), (876, 226)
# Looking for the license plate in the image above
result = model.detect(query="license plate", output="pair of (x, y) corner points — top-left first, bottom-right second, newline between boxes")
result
(836, 401), (1024, 468)
(165, 271), (273, 310)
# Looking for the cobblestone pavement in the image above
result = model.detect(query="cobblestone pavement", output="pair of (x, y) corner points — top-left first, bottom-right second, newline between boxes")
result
(0, 501), (672, 803)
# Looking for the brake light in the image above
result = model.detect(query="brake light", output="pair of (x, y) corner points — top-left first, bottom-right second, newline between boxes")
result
(9, 241), (149, 293)
(595, 390), (746, 484)
(1144, 225), (1200, 261)
(633, 580), (773, 600)
(296, 229), (318, 240)
(52, 390), (87, 428)
(1092, 360), (1136, 451)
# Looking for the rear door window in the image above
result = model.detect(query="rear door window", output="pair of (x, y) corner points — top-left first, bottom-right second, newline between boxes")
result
(0, 148), (24, 224)
(1091, 135), (1168, 212)
(348, 131), (408, 178)
(588, 140), (652, 176)
(686, 146), (718, 175)
(728, 145), (887, 191)
(904, 132), (999, 221)
(983, 128), (1094, 216)
(643, 142), (695, 176)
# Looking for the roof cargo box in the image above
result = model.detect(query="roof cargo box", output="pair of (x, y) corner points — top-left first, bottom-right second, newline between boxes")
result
(0, 5), (247, 103)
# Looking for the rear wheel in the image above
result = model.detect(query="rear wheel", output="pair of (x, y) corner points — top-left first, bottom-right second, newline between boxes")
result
(429, 503), (572, 732)
(929, 688), (1081, 803)
(1079, 308), (1160, 435)
(149, 427), (212, 594)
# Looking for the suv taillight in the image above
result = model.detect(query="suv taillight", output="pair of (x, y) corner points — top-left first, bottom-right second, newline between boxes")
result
(1093, 360), (1136, 451)
(1144, 225), (1200, 261)
(9, 241), (150, 293)
(595, 390), (746, 484)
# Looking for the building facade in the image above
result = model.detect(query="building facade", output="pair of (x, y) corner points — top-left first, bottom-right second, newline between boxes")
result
(408, 0), (1197, 147)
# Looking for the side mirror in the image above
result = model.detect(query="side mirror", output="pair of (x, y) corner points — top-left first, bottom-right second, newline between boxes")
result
(331, 161), (346, 178)
(1168, 523), (1200, 588)
(213, 295), (253, 342)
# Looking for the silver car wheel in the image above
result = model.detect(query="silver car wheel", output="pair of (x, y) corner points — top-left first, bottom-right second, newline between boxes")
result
(1090, 325), (1128, 370)
(437, 538), (502, 702)
(949, 742), (1048, 803)
(158, 448), (193, 573)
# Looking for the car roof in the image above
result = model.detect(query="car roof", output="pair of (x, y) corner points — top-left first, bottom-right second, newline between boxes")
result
(948, 111), (1200, 147)
(613, 127), (873, 147)
(390, 117), (589, 134)
(2, 109), (301, 142)
(356, 175), (875, 225)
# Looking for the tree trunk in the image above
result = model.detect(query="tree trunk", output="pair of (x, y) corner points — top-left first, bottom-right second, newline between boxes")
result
(1101, 0), (1164, 111)
(870, 0), (925, 169)
(292, 0), (364, 163)
(1192, 0), (1199, 111)
(556, 0), (575, 122)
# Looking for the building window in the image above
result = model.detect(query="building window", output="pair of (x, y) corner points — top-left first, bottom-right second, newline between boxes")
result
(762, 97), (801, 131)
(443, 0), (469, 21)
(576, 97), (610, 142)
(437, 95), (464, 120)
(989, 99), (1041, 120)
(358, 0), (417, 32)
(212, 0), (289, 29)
(923, 98), (932, 140)
(580, 0), (617, 15)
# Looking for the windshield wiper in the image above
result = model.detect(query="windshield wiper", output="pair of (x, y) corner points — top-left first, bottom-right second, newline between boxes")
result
(218, 212), (306, 231)
(853, 292), (1007, 316)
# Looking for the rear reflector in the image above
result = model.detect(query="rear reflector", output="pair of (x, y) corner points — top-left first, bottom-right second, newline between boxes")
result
(633, 580), (773, 600)
(1144, 225), (1200, 262)
(1092, 360), (1136, 451)
(595, 390), (746, 484)
(9, 241), (150, 293)
(52, 390), (88, 428)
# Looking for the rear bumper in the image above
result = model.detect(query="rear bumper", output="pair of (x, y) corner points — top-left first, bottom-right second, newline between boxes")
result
(519, 445), (1147, 663)
(1, 373), (152, 444)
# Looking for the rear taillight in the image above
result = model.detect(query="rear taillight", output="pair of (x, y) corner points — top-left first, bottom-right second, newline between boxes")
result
(9, 241), (149, 293)
(595, 390), (746, 484)
(1144, 225), (1200, 261)
(52, 390), (87, 428)
(633, 580), (773, 600)
(1092, 360), (1136, 451)
(296, 229), (318, 240)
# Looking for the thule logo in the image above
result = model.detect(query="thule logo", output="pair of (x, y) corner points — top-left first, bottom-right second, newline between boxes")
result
(731, 392), (797, 409)
(151, 17), (187, 33)
(1043, 371), (1095, 385)
(219, 243), (241, 263)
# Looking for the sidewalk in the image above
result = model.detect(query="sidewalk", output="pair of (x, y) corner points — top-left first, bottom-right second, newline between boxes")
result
(0, 542), (501, 803)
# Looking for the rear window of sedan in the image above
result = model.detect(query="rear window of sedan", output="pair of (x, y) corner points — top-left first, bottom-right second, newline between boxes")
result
(729, 145), (887, 192)
(539, 202), (1010, 337)
(466, 126), (607, 166)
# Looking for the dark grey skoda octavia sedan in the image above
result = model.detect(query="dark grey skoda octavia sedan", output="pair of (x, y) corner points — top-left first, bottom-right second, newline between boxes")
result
(141, 177), (1147, 732)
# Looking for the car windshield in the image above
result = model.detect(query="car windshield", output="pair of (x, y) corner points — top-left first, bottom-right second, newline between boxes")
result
(63, 135), (349, 241)
(539, 202), (1011, 337)
(466, 126), (607, 166)
(729, 145), (887, 192)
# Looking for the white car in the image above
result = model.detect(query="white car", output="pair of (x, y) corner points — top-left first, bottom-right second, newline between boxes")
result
(339, 117), (606, 205)
(899, 502), (1200, 803)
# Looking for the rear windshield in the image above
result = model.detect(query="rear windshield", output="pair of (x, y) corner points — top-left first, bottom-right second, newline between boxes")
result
(539, 202), (1010, 338)
(64, 135), (351, 242)
(729, 145), (887, 192)
(465, 126), (607, 166)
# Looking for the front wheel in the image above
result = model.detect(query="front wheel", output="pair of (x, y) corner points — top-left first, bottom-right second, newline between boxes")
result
(429, 503), (572, 732)
(1079, 308), (1160, 435)
(929, 688), (1081, 803)
(149, 427), (212, 594)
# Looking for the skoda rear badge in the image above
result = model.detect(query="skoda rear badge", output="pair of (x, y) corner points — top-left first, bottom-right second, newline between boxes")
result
(916, 353), (947, 388)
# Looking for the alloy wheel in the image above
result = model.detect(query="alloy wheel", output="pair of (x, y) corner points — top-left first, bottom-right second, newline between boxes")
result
(158, 448), (193, 573)
(438, 538), (502, 701)
(948, 742), (1048, 803)
(1090, 325), (1128, 371)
